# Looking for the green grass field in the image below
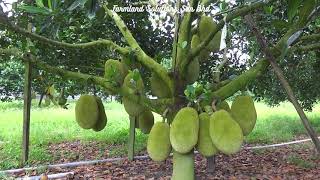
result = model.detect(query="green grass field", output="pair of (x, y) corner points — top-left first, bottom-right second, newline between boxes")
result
(0, 100), (319, 170)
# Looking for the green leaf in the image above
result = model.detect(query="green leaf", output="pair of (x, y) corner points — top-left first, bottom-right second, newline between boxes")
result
(48, 0), (52, 9)
(298, 0), (316, 24)
(35, 0), (44, 8)
(67, 0), (89, 11)
(132, 69), (141, 81)
(18, 5), (51, 15)
(287, 0), (301, 22)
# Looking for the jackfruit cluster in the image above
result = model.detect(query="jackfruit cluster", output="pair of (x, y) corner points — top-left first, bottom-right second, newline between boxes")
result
(75, 94), (107, 131)
(145, 95), (256, 161)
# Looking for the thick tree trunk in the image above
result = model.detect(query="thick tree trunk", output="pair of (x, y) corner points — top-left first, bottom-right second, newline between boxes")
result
(172, 150), (195, 180)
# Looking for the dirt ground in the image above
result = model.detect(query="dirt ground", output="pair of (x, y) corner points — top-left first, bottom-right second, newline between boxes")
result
(6, 142), (320, 179)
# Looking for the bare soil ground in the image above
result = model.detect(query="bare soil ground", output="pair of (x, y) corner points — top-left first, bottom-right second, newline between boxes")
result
(7, 141), (320, 180)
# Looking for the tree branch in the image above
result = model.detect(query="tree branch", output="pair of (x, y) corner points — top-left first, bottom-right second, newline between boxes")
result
(104, 6), (174, 95)
(290, 43), (320, 53)
(244, 14), (320, 153)
(300, 33), (320, 42)
(0, 15), (129, 55)
(23, 54), (173, 114)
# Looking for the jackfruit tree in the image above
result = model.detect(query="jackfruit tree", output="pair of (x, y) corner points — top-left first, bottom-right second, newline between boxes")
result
(1, 0), (320, 179)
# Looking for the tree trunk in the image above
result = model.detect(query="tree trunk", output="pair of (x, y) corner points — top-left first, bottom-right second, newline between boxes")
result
(172, 150), (195, 180)
(206, 155), (216, 174)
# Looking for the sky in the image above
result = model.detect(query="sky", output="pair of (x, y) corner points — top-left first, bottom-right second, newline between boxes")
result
(2, 0), (17, 12)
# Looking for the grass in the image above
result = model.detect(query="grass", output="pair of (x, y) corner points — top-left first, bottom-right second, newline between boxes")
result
(287, 154), (317, 169)
(0, 100), (320, 170)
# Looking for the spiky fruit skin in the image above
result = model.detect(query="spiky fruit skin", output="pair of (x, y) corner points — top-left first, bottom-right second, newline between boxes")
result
(92, 97), (107, 132)
(122, 72), (145, 116)
(150, 73), (171, 98)
(209, 110), (243, 155)
(231, 96), (257, 136)
(172, 151), (195, 180)
(147, 122), (171, 161)
(170, 107), (199, 153)
(75, 95), (99, 129)
(104, 59), (127, 86)
(216, 100), (231, 112)
(199, 16), (221, 53)
(196, 113), (218, 157)
(186, 59), (200, 84)
(138, 110), (154, 134)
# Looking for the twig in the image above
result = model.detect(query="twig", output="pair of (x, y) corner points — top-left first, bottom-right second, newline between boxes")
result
(244, 14), (320, 153)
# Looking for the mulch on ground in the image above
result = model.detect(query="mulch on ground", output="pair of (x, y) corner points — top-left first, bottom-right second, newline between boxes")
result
(7, 141), (320, 179)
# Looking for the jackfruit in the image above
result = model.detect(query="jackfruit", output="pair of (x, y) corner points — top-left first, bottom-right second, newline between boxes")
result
(75, 95), (99, 129)
(209, 110), (243, 155)
(172, 151), (194, 180)
(216, 100), (231, 112)
(150, 73), (171, 98)
(122, 72), (145, 116)
(147, 122), (171, 161)
(196, 113), (218, 157)
(231, 96), (257, 136)
(122, 96), (145, 117)
(123, 72), (144, 94)
(191, 34), (210, 62)
(186, 59), (200, 84)
(92, 97), (107, 132)
(199, 16), (221, 53)
(104, 59), (127, 86)
(138, 110), (154, 134)
(170, 107), (199, 153)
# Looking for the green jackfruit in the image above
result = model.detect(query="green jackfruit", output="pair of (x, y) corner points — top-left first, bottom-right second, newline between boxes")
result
(75, 95), (99, 129)
(186, 59), (200, 84)
(231, 96), (257, 136)
(92, 97), (107, 132)
(122, 72), (145, 116)
(209, 110), (243, 155)
(216, 100), (231, 112)
(123, 72), (144, 93)
(172, 151), (195, 180)
(122, 96), (145, 117)
(199, 16), (221, 53)
(170, 107), (199, 153)
(138, 110), (154, 134)
(196, 113), (218, 157)
(150, 73), (171, 98)
(191, 34), (200, 50)
(191, 34), (210, 62)
(104, 59), (127, 86)
(147, 122), (171, 161)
